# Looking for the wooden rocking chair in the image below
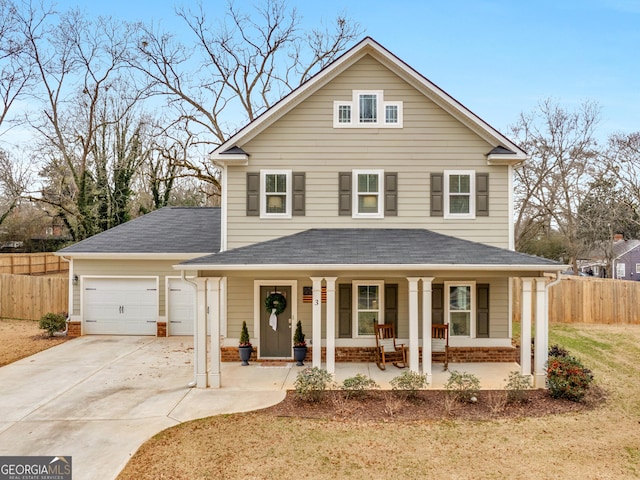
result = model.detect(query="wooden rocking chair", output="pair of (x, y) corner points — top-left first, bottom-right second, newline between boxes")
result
(374, 323), (407, 370)
(432, 323), (449, 370)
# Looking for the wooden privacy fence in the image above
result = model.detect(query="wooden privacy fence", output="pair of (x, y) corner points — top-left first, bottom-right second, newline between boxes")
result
(0, 274), (68, 321)
(0, 253), (69, 275)
(513, 276), (640, 325)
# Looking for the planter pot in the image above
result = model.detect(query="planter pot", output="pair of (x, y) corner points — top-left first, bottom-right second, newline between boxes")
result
(238, 345), (253, 366)
(293, 346), (307, 366)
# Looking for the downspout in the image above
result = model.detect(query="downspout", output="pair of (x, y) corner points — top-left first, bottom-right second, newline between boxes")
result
(182, 270), (199, 388)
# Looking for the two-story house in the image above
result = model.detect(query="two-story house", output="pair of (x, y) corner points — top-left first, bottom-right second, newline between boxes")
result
(57, 38), (564, 389)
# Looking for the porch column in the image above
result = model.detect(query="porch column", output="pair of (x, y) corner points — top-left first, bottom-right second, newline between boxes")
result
(208, 277), (221, 389)
(407, 277), (420, 372)
(310, 277), (323, 368)
(533, 278), (548, 388)
(325, 277), (337, 374)
(194, 278), (208, 388)
(520, 278), (533, 377)
(421, 277), (435, 384)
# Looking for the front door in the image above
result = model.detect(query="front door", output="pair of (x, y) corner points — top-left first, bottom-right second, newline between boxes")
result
(260, 286), (292, 357)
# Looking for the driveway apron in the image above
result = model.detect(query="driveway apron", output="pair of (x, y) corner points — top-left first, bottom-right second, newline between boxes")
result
(0, 336), (285, 480)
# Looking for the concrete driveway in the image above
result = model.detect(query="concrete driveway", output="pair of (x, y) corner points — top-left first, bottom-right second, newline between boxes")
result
(0, 336), (285, 480)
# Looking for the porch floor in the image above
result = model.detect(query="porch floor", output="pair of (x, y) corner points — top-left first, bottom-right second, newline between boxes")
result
(218, 361), (522, 390)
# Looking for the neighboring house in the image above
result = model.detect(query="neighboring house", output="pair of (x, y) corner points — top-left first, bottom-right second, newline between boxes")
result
(612, 239), (640, 280)
(57, 37), (564, 389)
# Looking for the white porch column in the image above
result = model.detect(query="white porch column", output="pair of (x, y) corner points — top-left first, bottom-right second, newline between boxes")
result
(310, 277), (323, 368)
(407, 277), (420, 372)
(520, 278), (533, 377)
(325, 277), (337, 374)
(421, 277), (434, 384)
(534, 278), (548, 388)
(208, 277), (222, 389)
(194, 278), (208, 388)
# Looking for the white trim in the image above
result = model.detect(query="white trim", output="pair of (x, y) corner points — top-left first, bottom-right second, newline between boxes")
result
(444, 170), (476, 220)
(352, 169), (384, 218)
(253, 280), (298, 359)
(165, 275), (196, 336)
(221, 163), (228, 251)
(448, 337), (512, 348)
(333, 90), (403, 128)
(59, 253), (211, 260)
(260, 169), (292, 219)
(176, 263), (568, 272)
(444, 281), (476, 338)
(508, 165), (515, 251)
(352, 280), (385, 338)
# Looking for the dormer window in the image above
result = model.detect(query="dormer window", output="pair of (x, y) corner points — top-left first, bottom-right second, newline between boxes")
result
(334, 90), (402, 128)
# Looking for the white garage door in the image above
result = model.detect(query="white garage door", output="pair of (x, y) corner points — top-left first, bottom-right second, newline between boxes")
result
(167, 278), (195, 336)
(83, 278), (158, 335)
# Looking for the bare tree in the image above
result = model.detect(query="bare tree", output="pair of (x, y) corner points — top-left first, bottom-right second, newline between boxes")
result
(0, 148), (31, 226)
(512, 99), (602, 272)
(129, 0), (362, 189)
(606, 132), (640, 207)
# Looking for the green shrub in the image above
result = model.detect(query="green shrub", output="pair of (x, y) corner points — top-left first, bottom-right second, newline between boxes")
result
(340, 374), (379, 399)
(445, 371), (480, 403)
(547, 354), (594, 402)
(505, 371), (531, 403)
(39, 312), (67, 337)
(390, 370), (428, 399)
(294, 367), (333, 402)
(239, 321), (251, 346)
(548, 344), (569, 358)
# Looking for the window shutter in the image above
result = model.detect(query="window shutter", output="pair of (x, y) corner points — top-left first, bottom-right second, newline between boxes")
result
(384, 172), (398, 216)
(430, 173), (443, 217)
(476, 284), (490, 338)
(338, 172), (352, 216)
(292, 172), (305, 216)
(432, 284), (444, 324)
(385, 284), (398, 333)
(246, 172), (260, 216)
(338, 284), (352, 338)
(476, 173), (489, 216)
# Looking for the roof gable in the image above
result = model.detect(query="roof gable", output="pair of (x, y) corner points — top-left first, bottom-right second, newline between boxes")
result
(213, 37), (527, 163)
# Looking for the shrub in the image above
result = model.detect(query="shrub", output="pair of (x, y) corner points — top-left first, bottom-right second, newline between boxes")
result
(445, 371), (480, 403)
(390, 370), (428, 400)
(547, 354), (594, 402)
(239, 321), (251, 346)
(548, 344), (569, 358)
(294, 367), (333, 402)
(340, 374), (379, 399)
(39, 312), (66, 337)
(293, 320), (306, 347)
(505, 371), (532, 403)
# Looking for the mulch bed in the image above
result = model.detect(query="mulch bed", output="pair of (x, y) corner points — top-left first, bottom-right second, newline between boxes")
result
(261, 388), (606, 422)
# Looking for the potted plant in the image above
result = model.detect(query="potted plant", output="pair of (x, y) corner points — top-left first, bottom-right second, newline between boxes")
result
(238, 321), (253, 366)
(293, 320), (307, 366)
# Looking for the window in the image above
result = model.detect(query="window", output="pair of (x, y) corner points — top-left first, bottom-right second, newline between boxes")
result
(635, 263), (640, 274)
(445, 282), (475, 337)
(444, 170), (475, 219)
(333, 90), (402, 128)
(260, 170), (291, 218)
(353, 281), (384, 336)
(616, 263), (626, 278)
(352, 169), (384, 218)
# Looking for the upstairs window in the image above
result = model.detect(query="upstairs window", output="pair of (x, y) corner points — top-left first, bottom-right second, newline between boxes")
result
(444, 170), (475, 219)
(353, 169), (384, 218)
(260, 170), (291, 218)
(334, 90), (402, 128)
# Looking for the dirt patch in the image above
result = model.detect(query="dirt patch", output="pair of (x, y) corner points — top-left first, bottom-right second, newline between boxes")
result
(0, 318), (69, 367)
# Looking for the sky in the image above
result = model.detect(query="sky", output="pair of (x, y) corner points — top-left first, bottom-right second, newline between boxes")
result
(38, 0), (640, 142)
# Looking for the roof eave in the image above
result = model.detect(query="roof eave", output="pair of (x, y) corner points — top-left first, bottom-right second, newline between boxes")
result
(174, 263), (567, 272)
(487, 153), (528, 166)
(57, 252), (215, 260)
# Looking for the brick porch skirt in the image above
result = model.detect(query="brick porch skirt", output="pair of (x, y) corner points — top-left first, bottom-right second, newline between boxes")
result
(220, 346), (517, 363)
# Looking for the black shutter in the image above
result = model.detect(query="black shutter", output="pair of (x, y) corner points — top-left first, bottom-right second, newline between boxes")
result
(292, 172), (305, 216)
(430, 173), (443, 217)
(384, 172), (398, 216)
(385, 284), (398, 332)
(476, 173), (489, 216)
(246, 172), (260, 216)
(432, 284), (444, 324)
(476, 284), (490, 338)
(338, 284), (352, 338)
(338, 172), (352, 216)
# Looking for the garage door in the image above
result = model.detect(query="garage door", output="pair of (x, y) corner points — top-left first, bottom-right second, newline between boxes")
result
(83, 278), (158, 335)
(167, 278), (195, 336)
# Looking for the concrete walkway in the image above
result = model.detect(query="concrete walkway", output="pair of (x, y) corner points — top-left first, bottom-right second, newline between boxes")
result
(0, 336), (519, 480)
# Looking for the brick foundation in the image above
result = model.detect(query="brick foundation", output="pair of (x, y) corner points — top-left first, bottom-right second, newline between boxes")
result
(220, 345), (517, 364)
(67, 321), (81, 337)
(157, 322), (167, 337)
